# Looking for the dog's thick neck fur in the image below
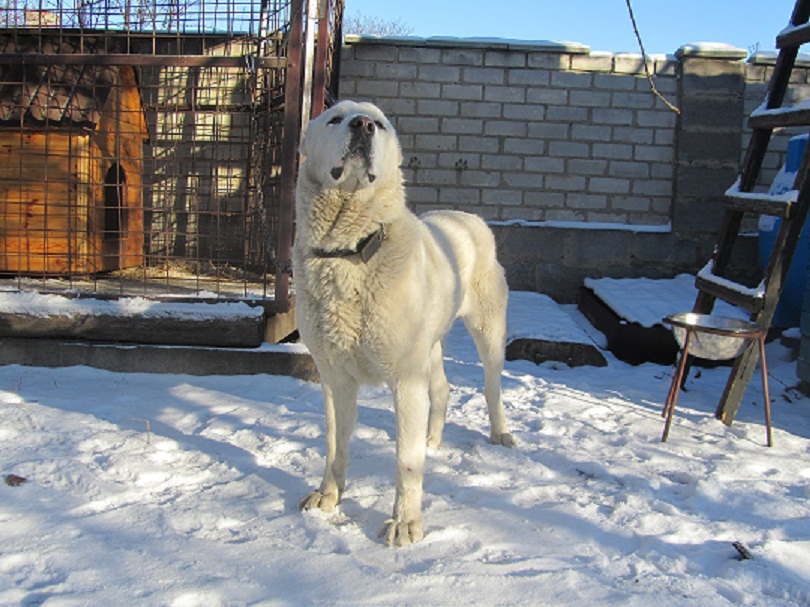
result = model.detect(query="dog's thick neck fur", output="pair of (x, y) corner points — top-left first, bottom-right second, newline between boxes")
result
(296, 175), (405, 255)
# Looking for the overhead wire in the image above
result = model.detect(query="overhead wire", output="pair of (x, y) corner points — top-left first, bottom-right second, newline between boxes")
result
(625, 0), (681, 115)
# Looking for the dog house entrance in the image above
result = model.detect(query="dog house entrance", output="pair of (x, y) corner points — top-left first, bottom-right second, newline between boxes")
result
(103, 164), (126, 263)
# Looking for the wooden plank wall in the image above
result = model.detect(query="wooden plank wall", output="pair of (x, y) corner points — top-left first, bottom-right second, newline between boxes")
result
(0, 132), (91, 273)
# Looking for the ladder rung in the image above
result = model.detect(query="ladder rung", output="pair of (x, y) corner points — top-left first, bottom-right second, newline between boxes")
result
(749, 104), (810, 129)
(777, 21), (810, 48)
(695, 272), (764, 314)
(724, 189), (797, 217)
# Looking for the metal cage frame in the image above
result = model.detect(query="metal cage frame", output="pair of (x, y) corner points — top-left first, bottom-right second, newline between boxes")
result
(0, 0), (343, 316)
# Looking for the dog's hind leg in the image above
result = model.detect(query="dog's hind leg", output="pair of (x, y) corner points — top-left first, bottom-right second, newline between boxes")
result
(300, 373), (359, 513)
(427, 341), (450, 450)
(463, 277), (516, 448)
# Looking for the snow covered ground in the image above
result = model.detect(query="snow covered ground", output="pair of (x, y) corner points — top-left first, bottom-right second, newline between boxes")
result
(1, 296), (810, 606)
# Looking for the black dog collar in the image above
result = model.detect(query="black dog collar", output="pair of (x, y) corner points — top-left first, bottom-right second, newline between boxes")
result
(312, 225), (387, 263)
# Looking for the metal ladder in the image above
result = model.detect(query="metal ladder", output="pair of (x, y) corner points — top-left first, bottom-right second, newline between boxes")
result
(693, 0), (810, 425)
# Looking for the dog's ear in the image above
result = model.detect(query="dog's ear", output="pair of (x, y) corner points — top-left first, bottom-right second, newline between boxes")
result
(377, 114), (402, 169)
(393, 136), (403, 169)
(297, 124), (309, 162)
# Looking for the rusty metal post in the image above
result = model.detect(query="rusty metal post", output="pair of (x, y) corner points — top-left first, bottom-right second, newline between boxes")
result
(310, 0), (331, 118)
(274, 0), (304, 313)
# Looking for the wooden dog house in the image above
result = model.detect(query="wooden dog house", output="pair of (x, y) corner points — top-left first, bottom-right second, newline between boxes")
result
(0, 34), (148, 274)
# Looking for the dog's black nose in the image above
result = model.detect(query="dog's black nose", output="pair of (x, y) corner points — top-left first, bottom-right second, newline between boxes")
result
(349, 115), (376, 135)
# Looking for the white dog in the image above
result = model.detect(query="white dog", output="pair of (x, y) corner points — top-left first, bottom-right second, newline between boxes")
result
(293, 100), (515, 547)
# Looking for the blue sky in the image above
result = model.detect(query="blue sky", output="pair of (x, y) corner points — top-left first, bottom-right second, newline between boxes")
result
(344, 0), (797, 56)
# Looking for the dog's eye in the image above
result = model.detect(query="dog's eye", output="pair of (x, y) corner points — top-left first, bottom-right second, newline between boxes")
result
(327, 116), (343, 125)
(374, 120), (386, 131)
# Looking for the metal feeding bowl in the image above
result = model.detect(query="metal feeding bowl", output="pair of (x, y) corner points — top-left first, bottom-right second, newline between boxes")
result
(663, 313), (764, 361)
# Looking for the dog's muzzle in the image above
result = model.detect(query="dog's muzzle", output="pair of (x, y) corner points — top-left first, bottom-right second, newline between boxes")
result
(330, 115), (377, 183)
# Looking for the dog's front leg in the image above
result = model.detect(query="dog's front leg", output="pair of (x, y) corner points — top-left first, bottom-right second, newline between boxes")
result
(300, 376), (358, 513)
(380, 375), (430, 547)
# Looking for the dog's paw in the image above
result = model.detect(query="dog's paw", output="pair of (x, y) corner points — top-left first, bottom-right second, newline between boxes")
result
(378, 517), (424, 547)
(491, 432), (517, 448)
(299, 490), (339, 512)
(426, 434), (442, 450)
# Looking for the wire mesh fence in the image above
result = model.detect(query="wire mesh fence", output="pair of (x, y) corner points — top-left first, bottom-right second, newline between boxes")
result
(0, 0), (342, 311)
(0, 0), (278, 37)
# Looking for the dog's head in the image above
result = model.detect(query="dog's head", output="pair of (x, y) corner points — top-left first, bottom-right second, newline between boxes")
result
(299, 101), (402, 190)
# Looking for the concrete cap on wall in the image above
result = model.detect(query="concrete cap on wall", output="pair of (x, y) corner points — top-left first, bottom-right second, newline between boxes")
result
(343, 34), (590, 54)
(675, 42), (748, 60)
(748, 50), (810, 67)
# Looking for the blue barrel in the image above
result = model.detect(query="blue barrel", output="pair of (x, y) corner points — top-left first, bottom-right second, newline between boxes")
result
(758, 133), (809, 328)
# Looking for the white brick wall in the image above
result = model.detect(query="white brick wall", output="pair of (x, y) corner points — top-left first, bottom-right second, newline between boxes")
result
(340, 37), (679, 226)
(339, 37), (810, 228)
